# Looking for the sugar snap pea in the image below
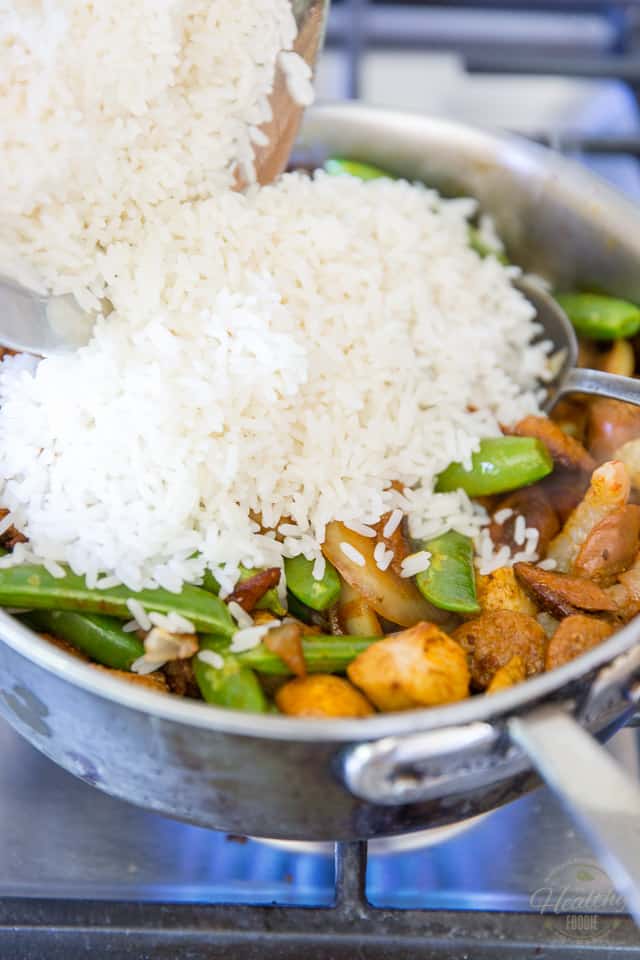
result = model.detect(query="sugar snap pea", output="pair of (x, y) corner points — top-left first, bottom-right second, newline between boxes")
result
(436, 437), (553, 496)
(555, 292), (640, 341)
(204, 633), (377, 676)
(194, 639), (267, 712)
(415, 531), (480, 614)
(0, 564), (235, 636)
(324, 157), (396, 180)
(284, 555), (341, 612)
(25, 609), (144, 670)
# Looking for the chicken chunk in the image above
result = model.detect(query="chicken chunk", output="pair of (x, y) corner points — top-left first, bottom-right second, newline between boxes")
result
(545, 614), (614, 670)
(275, 674), (374, 718)
(514, 562), (617, 618)
(573, 504), (640, 583)
(347, 622), (469, 711)
(513, 415), (595, 472)
(547, 461), (630, 571)
(452, 610), (546, 689)
(476, 566), (538, 616)
(486, 654), (526, 693)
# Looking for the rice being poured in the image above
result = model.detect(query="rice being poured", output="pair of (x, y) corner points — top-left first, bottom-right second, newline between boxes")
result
(0, 0), (311, 305)
(0, 173), (549, 592)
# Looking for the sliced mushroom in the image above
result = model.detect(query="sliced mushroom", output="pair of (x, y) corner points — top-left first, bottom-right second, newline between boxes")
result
(545, 614), (614, 670)
(275, 674), (374, 718)
(512, 414), (595, 472)
(547, 460), (630, 571)
(322, 521), (451, 627)
(486, 654), (526, 693)
(476, 566), (538, 617)
(347, 622), (469, 711)
(489, 487), (560, 557)
(573, 504), (640, 582)
(452, 610), (546, 689)
(163, 658), (199, 697)
(514, 562), (617, 618)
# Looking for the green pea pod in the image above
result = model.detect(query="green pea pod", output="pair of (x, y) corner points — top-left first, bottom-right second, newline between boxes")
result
(194, 639), (267, 712)
(284, 555), (341, 612)
(0, 564), (235, 636)
(24, 609), (144, 670)
(414, 531), (480, 614)
(555, 292), (640, 341)
(436, 437), (553, 497)
(204, 633), (377, 676)
(324, 157), (396, 181)
(467, 225), (509, 265)
(285, 589), (316, 625)
(201, 565), (285, 616)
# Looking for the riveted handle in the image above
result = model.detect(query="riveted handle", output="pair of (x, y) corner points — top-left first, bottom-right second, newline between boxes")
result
(340, 722), (516, 806)
(510, 705), (640, 925)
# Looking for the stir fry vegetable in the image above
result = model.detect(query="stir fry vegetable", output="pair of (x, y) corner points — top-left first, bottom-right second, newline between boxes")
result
(415, 531), (479, 614)
(556, 292), (640, 341)
(324, 157), (395, 180)
(436, 437), (553, 496)
(194, 639), (267, 712)
(284, 555), (341, 611)
(26, 609), (144, 671)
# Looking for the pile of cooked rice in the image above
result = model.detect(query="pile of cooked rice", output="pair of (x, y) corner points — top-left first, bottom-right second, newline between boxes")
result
(0, 1), (549, 595)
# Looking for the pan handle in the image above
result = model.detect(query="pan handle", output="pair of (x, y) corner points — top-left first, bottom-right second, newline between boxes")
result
(509, 704), (640, 924)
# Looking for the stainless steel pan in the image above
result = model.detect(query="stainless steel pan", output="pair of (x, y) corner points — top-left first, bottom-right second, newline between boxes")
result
(2, 102), (640, 912)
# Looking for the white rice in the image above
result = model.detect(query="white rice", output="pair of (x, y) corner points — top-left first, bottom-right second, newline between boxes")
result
(493, 507), (514, 526)
(229, 623), (273, 653)
(340, 543), (366, 568)
(400, 551), (431, 579)
(126, 599), (151, 632)
(198, 649), (225, 670)
(382, 509), (403, 539)
(0, 0), (307, 303)
(227, 601), (254, 630)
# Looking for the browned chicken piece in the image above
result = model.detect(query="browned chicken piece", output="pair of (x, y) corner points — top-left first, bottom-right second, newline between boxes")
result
(573, 504), (640, 583)
(547, 460), (630, 571)
(337, 579), (383, 637)
(599, 339), (635, 378)
(322, 521), (451, 628)
(275, 674), (374, 718)
(347, 622), (469, 711)
(512, 415), (595, 472)
(93, 666), (169, 693)
(225, 567), (281, 613)
(0, 507), (27, 551)
(537, 470), (590, 525)
(371, 509), (411, 576)
(452, 610), (545, 689)
(489, 487), (560, 557)
(486, 654), (526, 693)
(588, 398), (640, 463)
(514, 562), (618, 618)
(163, 658), (199, 697)
(264, 622), (306, 677)
(550, 398), (588, 443)
(545, 614), (614, 670)
(475, 566), (538, 617)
